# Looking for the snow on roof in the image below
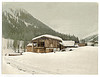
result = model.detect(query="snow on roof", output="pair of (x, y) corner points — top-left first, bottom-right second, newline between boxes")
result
(32, 34), (62, 41)
(61, 41), (75, 46)
(27, 43), (32, 46)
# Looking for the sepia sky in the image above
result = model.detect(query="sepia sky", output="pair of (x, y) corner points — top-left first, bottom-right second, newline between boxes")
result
(2, 2), (98, 39)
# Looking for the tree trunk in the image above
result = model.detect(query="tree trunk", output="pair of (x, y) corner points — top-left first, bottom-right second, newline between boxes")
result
(18, 44), (19, 53)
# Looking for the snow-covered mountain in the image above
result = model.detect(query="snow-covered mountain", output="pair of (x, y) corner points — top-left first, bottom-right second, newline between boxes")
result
(2, 8), (53, 40)
(83, 33), (98, 42)
(2, 8), (79, 42)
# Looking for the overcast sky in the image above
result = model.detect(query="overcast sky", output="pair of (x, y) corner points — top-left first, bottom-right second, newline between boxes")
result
(3, 2), (98, 39)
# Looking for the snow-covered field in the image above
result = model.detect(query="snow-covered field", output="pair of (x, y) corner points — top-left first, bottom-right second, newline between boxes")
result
(2, 46), (98, 74)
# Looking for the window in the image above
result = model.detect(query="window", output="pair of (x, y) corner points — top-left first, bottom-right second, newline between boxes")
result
(41, 42), (44, 47)
(33, 42), (37, 47)
(38, 42), (45, 47)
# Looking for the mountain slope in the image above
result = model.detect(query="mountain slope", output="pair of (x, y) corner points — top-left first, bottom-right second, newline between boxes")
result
(81, 34), (98, 43)
(84, 34), (98, 42)
(2, 8), (79, 43)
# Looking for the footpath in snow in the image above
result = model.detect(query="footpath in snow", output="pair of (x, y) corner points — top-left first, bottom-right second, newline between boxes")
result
(2, 46), (98, 74)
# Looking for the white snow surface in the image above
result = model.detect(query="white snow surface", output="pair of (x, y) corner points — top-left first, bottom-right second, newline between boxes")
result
(32, 34), (63, 41)
(2, 46), (98, 74)
(2, 58), (27, 74)
(34, 25), (38, 28)
(24, 21), (32, 27)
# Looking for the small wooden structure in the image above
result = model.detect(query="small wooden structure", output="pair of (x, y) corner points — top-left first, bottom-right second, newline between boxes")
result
(27, 34), (63, 53)
(78, 43), (87, 47)
(27, 43), (33, 52)
(60, 41), (75, 48)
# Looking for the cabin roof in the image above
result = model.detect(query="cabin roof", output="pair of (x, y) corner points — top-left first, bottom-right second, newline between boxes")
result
(61, 40), (75, 46)
(32, 34), (62, 41)
(27, 43), (32, 46)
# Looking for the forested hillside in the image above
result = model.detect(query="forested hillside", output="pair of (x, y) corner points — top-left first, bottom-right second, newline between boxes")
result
(2, 8), (79, 42)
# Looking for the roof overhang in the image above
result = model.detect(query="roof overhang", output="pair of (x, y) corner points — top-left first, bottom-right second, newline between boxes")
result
(32, 34), (63, 41)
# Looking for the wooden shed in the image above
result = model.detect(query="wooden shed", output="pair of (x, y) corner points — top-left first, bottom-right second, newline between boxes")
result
(27, 43), (33, 52)
(78, 43), (87, 47)
(27, 34), (63, 53)
(61, 41), (75, 48)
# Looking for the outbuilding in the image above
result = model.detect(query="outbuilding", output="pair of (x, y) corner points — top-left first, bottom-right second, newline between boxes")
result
(61, 40), (75, 48)
(27, 43), (33, 52)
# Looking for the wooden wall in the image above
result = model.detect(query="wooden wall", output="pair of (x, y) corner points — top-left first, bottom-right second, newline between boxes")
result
(32, 37), (61, 48)
(45, 38), (60, 48)
(30, 37), (62, 53)
(33, 48), (45, 53)
(78, 43), (87, 47)
(27, 46), (33, 52)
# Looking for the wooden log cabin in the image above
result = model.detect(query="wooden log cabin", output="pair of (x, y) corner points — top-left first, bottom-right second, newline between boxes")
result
(27, 34), (63, 53)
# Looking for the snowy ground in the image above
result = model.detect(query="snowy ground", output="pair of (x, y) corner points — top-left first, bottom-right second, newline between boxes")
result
(2, 58), (27, 74)
(2, 46), (98, 74)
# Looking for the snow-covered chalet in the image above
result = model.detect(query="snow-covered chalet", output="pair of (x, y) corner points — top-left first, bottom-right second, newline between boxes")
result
(27, 34), (63, 53)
